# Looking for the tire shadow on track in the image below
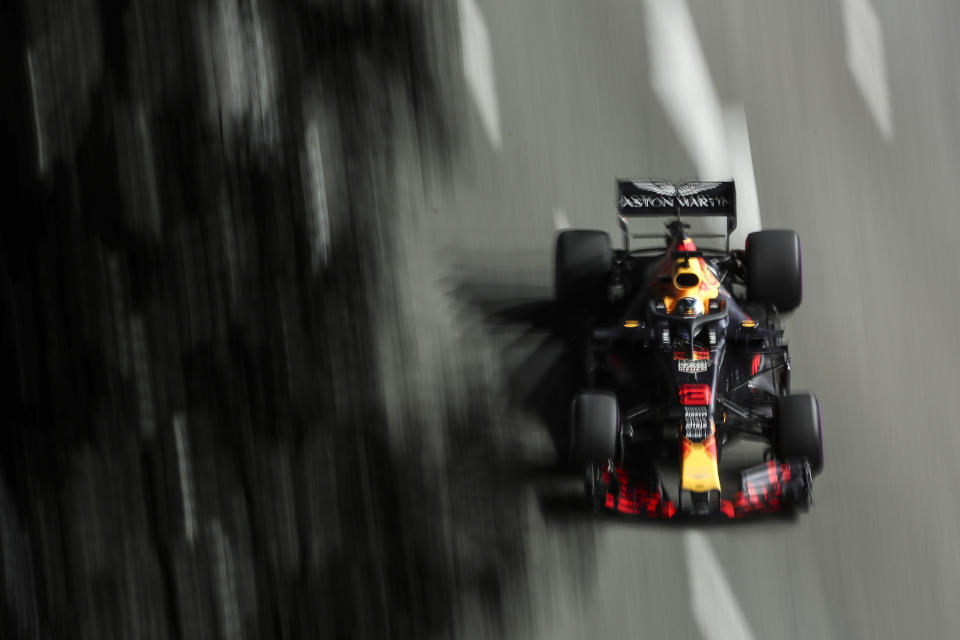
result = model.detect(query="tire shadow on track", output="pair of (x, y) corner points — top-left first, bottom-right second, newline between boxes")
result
(445, 267), (582, 466)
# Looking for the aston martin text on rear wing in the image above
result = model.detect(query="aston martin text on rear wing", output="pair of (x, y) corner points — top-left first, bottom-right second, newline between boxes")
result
(616, 180), (737, 233)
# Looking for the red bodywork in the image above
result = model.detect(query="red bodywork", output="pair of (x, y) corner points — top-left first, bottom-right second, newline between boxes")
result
(601, 460), (808, 519)
(601, 466), (677, 518)
(677, 383), (712, 406)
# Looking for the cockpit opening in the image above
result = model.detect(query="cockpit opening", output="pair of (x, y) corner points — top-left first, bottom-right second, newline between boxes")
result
(674, 272), (700, 288)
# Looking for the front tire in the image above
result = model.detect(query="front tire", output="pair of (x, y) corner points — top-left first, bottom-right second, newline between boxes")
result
(569, 390), (618, 468)
(775, 393), (823, 475)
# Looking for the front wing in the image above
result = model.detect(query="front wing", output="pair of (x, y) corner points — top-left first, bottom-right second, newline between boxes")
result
(600, 458), (813, 519)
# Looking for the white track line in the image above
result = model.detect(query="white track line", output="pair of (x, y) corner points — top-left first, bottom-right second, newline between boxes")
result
(843, 0), (893, 141)
(644, 0), (727, 179)
(553, 207), (570, 230)
(685, 532), (758, 640)
(724, 106), (760, 250)
(459, 0), (503, 151)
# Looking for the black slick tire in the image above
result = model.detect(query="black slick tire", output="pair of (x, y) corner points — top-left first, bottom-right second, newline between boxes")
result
(569, 390), (618, 468)
(746, 230), (802, 313)
(775, 393), (823, 475)
(555, 230), (612, 306)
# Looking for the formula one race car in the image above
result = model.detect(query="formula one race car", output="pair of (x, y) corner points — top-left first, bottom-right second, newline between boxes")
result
(558, 180), (822, 519)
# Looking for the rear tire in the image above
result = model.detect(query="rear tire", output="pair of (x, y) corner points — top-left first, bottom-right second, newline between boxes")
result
(569, 390), (618, 468)
(555, 230), (612, 306)
(746, 230), (802, 313)
(775, 393), (823, 475)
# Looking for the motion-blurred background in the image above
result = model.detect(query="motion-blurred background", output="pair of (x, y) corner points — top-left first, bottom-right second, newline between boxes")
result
(3, 0), (960, 638)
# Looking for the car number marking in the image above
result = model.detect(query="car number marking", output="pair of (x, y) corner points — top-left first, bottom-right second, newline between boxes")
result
(678, 359), (708, 374)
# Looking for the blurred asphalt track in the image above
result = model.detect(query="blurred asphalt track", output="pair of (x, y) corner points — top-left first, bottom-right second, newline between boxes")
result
(3, 0), (960, 638)
(403, 1), (960, 637)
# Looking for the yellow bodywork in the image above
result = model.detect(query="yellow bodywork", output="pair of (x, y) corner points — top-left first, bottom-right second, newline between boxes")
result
(655, 237), (721, 315)
(681, 434), (721, 493)
(661, 237), (724, 494)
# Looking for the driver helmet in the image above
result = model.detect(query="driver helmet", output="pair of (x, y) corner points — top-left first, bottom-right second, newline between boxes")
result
(675, 296), (704, 318)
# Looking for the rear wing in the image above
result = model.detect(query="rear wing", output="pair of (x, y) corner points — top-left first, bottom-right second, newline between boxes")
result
(616, 180), (737, 250)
